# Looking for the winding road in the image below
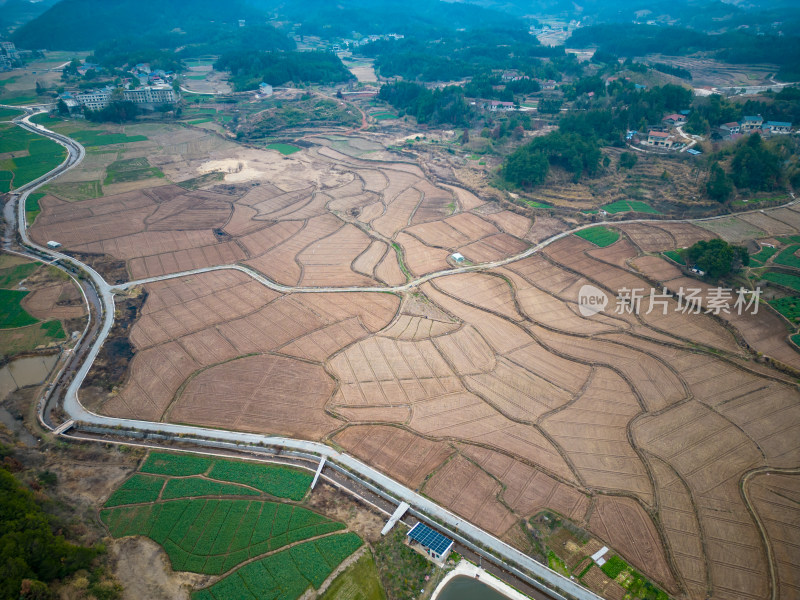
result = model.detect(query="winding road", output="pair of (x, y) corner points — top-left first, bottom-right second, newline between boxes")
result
(5, 104), (797, 600)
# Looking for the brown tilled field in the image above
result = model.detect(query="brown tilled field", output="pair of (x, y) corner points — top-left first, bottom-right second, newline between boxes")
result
(31, 132), (799, 600)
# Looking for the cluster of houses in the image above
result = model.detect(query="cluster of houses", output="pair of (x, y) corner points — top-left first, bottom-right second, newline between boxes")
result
(639, 110), (794, 151)
(57, 60), (180, 113)
(639, 110), (691, 150)
(332, 33), (404, 52)
(0, 41), (20, 71)
(719, 115), (793, 139)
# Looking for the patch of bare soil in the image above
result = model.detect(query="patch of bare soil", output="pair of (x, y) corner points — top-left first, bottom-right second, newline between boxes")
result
(82, 289), (147, 409)
(63, 251), (129, 285)
(109, 537), (211, 600)
(304, 480), (387, 544)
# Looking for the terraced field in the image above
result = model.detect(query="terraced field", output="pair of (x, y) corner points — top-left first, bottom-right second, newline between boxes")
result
(30, 128), (800, 600)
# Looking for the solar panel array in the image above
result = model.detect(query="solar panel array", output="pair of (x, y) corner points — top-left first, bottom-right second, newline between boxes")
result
(407, 522), (453, 555)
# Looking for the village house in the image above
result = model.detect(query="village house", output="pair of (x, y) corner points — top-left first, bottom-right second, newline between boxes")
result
(720, 121), (740, 135)
(0, 41), (20, 70)
(645, 130), (686, 150)
(663, 113), (687, 126)
(740, 115), (764, 133)
(765, 120), (792, 134)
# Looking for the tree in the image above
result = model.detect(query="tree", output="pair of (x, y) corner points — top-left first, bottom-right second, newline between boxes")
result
(619, 152), (637, 169)
(684, 111), (710, 135)
(730, 133), (783, 191)
(685, 239), (748, 279)
(706, 163), (733, 202)
(56, 99), (70, 116)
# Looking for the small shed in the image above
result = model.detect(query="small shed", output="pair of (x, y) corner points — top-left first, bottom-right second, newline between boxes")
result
(47, 241), (61, 249)
(407, 522), (454, 562)
(450, 252), (465, 263)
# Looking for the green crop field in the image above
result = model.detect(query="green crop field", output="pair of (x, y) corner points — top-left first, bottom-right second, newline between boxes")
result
(193, 533), (363, 600)
(601, 200), (661, 214)
(792, 334), (800, 348)
(0, 123), (67, 190)
(161, 477), (261, 500)
(772, 245), (800, 269)
(208, 459), (313, 500)
(104, 474), (165, 507)
(0, 256), (66, 354)
(102, 494), (346, 574)
(525, 200), (551, 208)
(102, 451), (366, 599)
(0, 106), (23, 119)
(1, 94), (39, 105)
(104, 495), (348, 566)
(0, 261), (40, 288)
(574, 226), (620, 248)
(732, 195), (788, 208)
(266, 143), (301, 155)
(25, 191), (46, 223)
(140, 452), (313, 500)
(599, 555), (668, 600)
(0, 289), (39, 328)
(103, 497), (345, 574)
(762, 272), (800, 292)
(320, 551), (386, 600)
(750, 245), (778, 266)
(141, 452), (214, 476)
(662, 250), (684, 264)
(769, 296), (800, 323)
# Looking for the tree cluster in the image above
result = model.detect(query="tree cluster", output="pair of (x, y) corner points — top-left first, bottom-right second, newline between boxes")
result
(502, 131), (601, 188)
(729, 133), (783, 192)
(0, 465), (99, 599)
(650, 62), (692, 80)
(85, 100), (139, 123)
(358, 28), (570, 82)
(378, 81), (473, 126)
(684, 239), (748, 279)
(215, 51), (354, 91)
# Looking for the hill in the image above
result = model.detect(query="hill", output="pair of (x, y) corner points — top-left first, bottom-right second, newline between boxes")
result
(10, 0), (276, 51)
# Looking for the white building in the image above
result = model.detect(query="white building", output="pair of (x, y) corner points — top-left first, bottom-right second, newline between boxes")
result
(258, 82), (273, 97)
(74, 88), (113, 111)
(70, 84), (178, 111)
(123, 84), (178, 105)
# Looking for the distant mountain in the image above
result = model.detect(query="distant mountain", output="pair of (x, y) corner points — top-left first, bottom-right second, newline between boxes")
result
(463, 0), (800, 33)
(0, 0), (57, 36)
(251, 0), (521, 38)
(10, 0), (271, 50)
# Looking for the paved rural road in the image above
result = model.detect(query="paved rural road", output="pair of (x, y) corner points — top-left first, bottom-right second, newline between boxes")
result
(9, 107), (798, 600)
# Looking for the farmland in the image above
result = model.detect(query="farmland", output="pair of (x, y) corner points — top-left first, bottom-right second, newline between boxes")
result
(28, 121), (800, 600)
(0, 255), (81, 357)
(0, 122), (67, 191)
(574, 226), (620, 247)
(100, 452), (364, 598)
